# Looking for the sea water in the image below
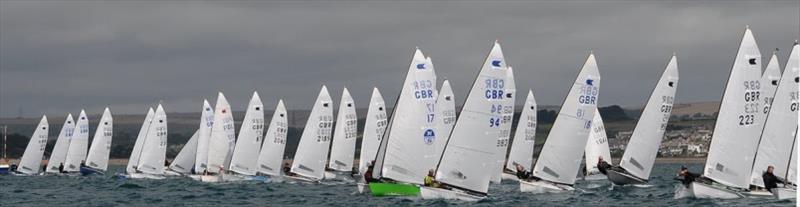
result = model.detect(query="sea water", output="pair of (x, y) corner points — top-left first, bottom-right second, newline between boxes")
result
(0, 164), (794, 206)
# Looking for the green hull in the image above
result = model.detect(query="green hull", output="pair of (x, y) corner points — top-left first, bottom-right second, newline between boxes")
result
(368, 182), (420, 196)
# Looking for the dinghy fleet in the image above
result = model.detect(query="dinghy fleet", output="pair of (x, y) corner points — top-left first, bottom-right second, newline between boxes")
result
(0, 27), (797, 201)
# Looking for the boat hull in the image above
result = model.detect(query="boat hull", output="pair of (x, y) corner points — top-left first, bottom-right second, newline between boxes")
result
(742, 189), (774, 197)
(773, 187), (796, 200)
(606, 169), (646, 185)
(689, 182), (744, 199)
(368, 182), (420, 196)
(79, 166), (104, 176)
(582, 173), (608, 181)
(127, 173), (166, 180)
(501, 172), (519, 181)
(519, 179), (575, 193)
(323, 170), (354, 182)
(419, 186), (485, 201)
(0, 165), (9, 175)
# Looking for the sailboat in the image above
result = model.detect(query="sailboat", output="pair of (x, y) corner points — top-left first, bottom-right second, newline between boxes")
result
(368, 48), (437, 196)
(45, 114), (74, 174)
(200, 92), (237, 182)
(12, 116), (48, 175)
(325, 88), (358, 181)
(63, 110), (89, 174)
(582, 109), (611, 181)
(519, 52), (600, 193)
(167, 130), (199, 175)
(126, 108), (154, 176)
(420, 41), (509, 201)
(130, 104), (168, 179)
(81, 108), (113, 176)
(433, 80), (456, 166)
(355, 88), (387, 192)
(684, 27), (764, 199)
(255, 100), (288, 178)
(226, 92), (266, 181)
(748, 41), (799, 197)
(288, 86), (334, 182)
(773, 127), (797, 200)
(606, 55), (679, 185)
(503, 90), (537, 181)
(194, 100), (214, 175)
(490, 66), (516, 183)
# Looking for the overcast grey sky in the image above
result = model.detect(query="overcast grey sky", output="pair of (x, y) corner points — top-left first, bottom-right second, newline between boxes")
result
(1, 1), (798, 117)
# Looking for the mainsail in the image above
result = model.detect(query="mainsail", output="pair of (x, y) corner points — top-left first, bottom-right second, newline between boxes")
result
(290, 86), (334, 180)
(358, 88), (387, 174)
(433, 80), (456, 164)
(532, 52), (601, 185)
(618, 55), (679, 180)
(64, 110), (89, 172)
(584, 109), (610, 176)
(85, 108), (113, 171)
(127, 108), (154, 173)
(230, 92), (265, 176)
(46, 114), (74, 173)
(505, 90), (537, 172)
(328, 88), (358, 172)
(257, 100), (289, 176)
(207, 93), (236, 172)
(491, 66), (516, 182)
(702, 28), (764, 189)
(169, 130), (199, 174)
(137, 104), (167, 175)
(17, 116), (48, 174)
(194, 100), (214, 173)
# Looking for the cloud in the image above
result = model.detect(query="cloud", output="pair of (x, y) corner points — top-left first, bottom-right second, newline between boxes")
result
(1, 1), (798, 117)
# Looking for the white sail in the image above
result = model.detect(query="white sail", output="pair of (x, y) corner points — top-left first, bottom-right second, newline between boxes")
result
(85, 108), (113, 171)
(703, 28), (763, 189)
(584, 109), (610, 176)
(760, 52), (782, 118)
(506, 90), (537, 172)
(207, 93), (236, 172)
(433, 80), (456, 165)
(127, 108), (154, 173)
(532, 53), (601, 185)
(328, 88), (358, 172)
(290, 86), (334, 180)
(17, 116), (48, 174)
(256, 100), (289, 176)
(137, 105), (167, 175)
(491, 66), (516, 183)
(64, 110), (89, 172)
(46, 114), (74, 173)
(169, 130), (198, 174)
(618, 55), (679, 180)
(435, 42), (509, 194)
(786, 128), (798, 184)
(750, 43), (799, 187)
(230, 92), (265, 176)
(194, 99), (214, 173)
(373, 48), (437, 185)
(358, 88), (387, 174)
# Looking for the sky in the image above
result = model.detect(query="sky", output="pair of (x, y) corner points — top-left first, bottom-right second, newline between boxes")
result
(1, 1), (798, 117)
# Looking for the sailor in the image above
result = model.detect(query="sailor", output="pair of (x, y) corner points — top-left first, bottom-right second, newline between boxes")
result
(350, 166), (358, 178)
(762, 165), (784, 192)
(515, 165), (533, 180)
(675, 166), (699, 187)
(282, 163), (292, 175)
(596, 156), (611, 175)
(218, 165), (225, 174)
(424, 169), (437, 187)
(10, 162), (17, 172)
(58, 163), (65, 173)
(364, 160), (377, 183)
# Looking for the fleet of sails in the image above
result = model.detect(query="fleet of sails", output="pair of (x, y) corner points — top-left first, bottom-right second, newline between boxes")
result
(3, 27), (798, 201)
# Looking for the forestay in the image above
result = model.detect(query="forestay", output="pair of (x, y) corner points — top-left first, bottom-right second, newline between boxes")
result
(328, 88), (358, 172)
(505, 90), (537, 172)
(257, 100), (289, 176)
(434, 42), (509, 194)
(532, 53), (600, 185)
(703, 28), (764, 189)
(64, 110), (89, 172)
(207, 93), (236, 172)
(584, 109), (610, 176)
(358, 88), (387, 174)
(85, 108), (113, 171)
(750, 42), (799, 187)
(372, 49), (437, 185)
(46, 114), (74, 173)
(194, 100), (214, 173)
(17, 116), (48, 174)
(290, 86), (334, 180)
(137, 105), (167, 175)
(127, 108), (154, 174)
(230, 92), (265, 176)
(618, 55), (679, 180)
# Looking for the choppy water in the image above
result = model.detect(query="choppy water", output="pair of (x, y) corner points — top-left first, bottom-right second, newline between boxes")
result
(0, 163), (794, 206)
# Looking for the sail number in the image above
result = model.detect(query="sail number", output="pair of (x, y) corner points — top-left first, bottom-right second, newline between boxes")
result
(485, 79), (505, 100)
(660, 95), (674, 131)
(317, 115), (334, 142)
(739, 80), (761, 126)
(271, 121), (287, 144)
(413, 80), (435, 100)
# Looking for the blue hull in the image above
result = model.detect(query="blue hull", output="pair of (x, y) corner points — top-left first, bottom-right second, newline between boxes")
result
(80, 166), (104, 176)
(0, 167), (9, 175)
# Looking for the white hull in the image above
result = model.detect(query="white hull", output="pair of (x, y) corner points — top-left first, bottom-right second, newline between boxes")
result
(773, 187), (796, 200)
(419, 186), (485, 202)
(201, 175), (222, 183)
(501, 172), (519, 181)
(357, 182), (368, 194)
(127, 173), (166, 180)
(519, 179), (575, 193)
(163, 170), (183, 176)
(742, 189), (774, 197)
(689, 182), (743, 199)
(323, 170), (354, 182)
(582, 173), (607, 181)
(285, 174), (320, 183)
